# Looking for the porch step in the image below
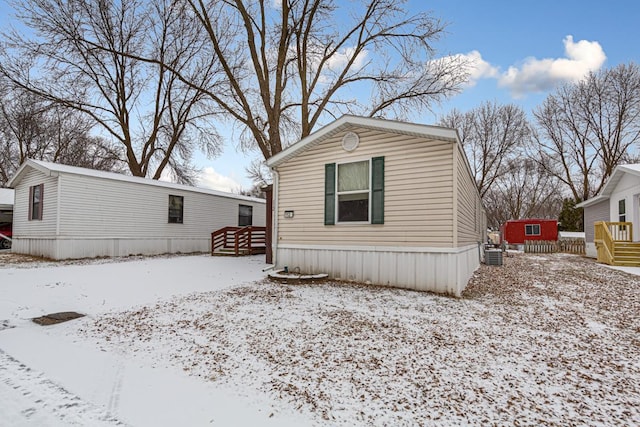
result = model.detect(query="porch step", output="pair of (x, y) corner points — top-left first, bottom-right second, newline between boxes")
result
(212, 248), (250, 257)
(212, 246), (266, 256)
(612, 241), (640, 266)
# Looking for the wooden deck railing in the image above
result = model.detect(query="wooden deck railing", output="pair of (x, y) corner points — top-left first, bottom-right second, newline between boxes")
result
(594, 221), (632, 264)
(211, 226), (266, 256)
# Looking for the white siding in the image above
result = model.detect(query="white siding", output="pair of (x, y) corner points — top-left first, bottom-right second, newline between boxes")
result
(276, 243), (479, 297)
(12, 169), (58, 238)
(56, 173), (265, 238)
(608, 173), (640, 241)
(11, 168), (265, 259)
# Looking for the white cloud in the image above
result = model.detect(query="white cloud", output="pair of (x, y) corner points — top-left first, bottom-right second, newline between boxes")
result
(447, 50), (499, 87)
(497, 35), (606, 97)
(157, 167), (243, 193)
(325, 47), (369, 72)
(197, 167), (243, 193)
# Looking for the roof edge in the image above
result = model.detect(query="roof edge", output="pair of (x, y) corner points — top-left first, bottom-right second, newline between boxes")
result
(6, 159), (51, 188)
(7, 159), (265, 204)
(266, 115), (459, 168)
(576, 195), (609, 208)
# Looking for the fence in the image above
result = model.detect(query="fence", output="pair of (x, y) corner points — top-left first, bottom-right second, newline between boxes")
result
(524, 239), (585, 255)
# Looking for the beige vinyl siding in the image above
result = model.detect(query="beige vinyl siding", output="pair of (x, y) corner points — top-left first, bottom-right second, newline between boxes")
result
(276, 126), (455, 247)
(57, 173), (265, 238)
(12, 169), (58, 237)
(455, 144), (483, 247)
(584, 199), (610, 243)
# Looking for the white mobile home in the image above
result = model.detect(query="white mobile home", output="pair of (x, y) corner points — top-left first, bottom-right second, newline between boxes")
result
(266, 115), (486, 296)
(7, 159), (265, 260)
(0, 188), (14, 249)
(577, 164), (640, 265)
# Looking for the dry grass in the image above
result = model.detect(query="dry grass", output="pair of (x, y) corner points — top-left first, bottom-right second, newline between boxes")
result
(80, 253), (640, 426)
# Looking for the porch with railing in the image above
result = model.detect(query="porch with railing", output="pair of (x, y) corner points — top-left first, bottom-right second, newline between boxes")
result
(594, 221), (640, 266)
(210, 226), (266, 256)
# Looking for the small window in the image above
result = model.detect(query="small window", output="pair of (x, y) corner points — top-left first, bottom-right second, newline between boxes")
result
(168, 195), (183, 223)
(239, 204), (253, 226)
(29, 184), (44, 221)
(337, 160), (370, 222)
(619, 199), (626, 222)
(525, 224), (541, 236)
(325, 157), (384, 226)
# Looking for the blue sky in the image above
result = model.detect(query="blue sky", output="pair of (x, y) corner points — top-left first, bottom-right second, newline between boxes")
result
(2, 0), (639, 191)
(203, 0), (640, 191)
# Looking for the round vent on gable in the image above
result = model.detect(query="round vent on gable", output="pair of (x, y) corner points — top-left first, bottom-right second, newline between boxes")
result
(341, 131), (359, 152)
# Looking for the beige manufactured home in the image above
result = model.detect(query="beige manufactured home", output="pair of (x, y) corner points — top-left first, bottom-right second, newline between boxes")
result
(266, 115), (486, 296)
(7, 159), (265, 260)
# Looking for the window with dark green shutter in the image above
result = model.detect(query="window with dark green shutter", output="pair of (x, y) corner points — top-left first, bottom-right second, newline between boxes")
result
(324, 163), (336, 225)
(324, 157), (384, 225)
(371, 156), (384, 224)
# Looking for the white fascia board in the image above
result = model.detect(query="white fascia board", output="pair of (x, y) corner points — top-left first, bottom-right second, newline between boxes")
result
(9, 159), (265, 204)
(579, 163), (640, 205)
(6, 159), (50, 187)
(576, 195), (609, 208)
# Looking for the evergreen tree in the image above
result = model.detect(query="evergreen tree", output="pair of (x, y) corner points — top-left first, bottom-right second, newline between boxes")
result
(558, 198), (584, 231)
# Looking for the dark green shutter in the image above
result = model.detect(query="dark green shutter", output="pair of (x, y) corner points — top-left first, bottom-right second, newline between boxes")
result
(371, 156), (384, 224)
(324, 163), (336, 225)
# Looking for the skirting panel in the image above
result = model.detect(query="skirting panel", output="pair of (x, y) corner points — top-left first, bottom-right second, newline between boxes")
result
(276, 244), (480, 297)
(11, 237), (211, 260)
(585, 242), (597, 258)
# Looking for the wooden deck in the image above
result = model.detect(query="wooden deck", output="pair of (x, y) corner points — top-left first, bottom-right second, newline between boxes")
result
(211, 226), (266, 257)
(594, 221), (640, 266)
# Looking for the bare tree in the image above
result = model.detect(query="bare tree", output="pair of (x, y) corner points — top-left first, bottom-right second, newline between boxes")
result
(0, 86), (123, 186)
(534, 63), (640, 202)
(0, 0), (222, 183)
(483, 158), (562, 228)
(439, 101), (531, 198)
(139, 0), (468, 160)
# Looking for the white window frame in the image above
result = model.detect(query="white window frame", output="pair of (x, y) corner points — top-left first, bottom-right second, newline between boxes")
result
(525, 224), (541, 236)
(619, 199), (626, 222)
(335, 158), (371, 224)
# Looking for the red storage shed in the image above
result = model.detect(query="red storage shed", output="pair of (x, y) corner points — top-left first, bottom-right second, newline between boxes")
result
(500, 219), (558, 245)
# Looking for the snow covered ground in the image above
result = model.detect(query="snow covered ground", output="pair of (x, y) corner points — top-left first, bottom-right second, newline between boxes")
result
(0, 254), (309, 426)
(1, 252), (639, 426)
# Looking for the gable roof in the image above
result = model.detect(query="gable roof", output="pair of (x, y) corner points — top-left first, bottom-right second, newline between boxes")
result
(7, 159), (265, 204)
(576, 164), (640, 208)
(266, 115), (460, 168)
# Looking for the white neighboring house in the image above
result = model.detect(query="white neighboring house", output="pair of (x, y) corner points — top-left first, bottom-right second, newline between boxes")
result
(0, 188), (13, 218)
(266, 115), (486, 297)
(7, 159), (265, 260)
(577, 164), (640, 260)
(0, 188), (14, 248)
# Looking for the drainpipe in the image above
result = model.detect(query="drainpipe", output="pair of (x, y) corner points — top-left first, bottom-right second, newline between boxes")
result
(271, 168), (280, 268)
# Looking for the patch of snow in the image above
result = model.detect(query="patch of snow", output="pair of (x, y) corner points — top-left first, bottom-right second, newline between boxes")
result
(558, 231), (585, 239)
(606, 265), (640, 277)
(1, 252), (639, 426)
